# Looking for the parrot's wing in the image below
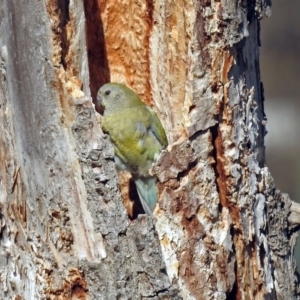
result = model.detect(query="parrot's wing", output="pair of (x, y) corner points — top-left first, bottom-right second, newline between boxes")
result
(146, 107), (168, 148)
(134, 176), (157, 215)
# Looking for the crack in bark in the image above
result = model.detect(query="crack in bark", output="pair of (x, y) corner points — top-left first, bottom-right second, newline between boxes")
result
(57, 0), (70, 70)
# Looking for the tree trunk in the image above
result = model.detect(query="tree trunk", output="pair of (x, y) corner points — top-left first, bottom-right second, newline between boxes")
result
(0, 0), (299, 299)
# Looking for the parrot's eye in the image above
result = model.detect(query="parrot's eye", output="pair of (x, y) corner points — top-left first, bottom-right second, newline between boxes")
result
(105, 90), (111, 96)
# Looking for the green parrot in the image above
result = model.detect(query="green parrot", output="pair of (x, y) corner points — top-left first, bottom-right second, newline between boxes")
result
(97, 83), (168, 215)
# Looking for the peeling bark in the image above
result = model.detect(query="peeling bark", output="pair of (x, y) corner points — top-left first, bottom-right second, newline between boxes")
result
(0, 0), (299, 299)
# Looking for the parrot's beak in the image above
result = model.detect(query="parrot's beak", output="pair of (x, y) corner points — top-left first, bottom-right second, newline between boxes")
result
(96, 94), (105, 115)
(96, 93), (103, 106)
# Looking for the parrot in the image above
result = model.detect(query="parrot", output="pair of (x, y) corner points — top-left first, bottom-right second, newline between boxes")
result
(96, 83), (168, 215)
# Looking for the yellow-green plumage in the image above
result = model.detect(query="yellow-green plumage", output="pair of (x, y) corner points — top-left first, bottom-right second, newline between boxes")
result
(97, 83), (167, 215)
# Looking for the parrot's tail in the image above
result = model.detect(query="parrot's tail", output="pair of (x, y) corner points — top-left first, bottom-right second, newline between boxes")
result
(134, 177), (158, 216)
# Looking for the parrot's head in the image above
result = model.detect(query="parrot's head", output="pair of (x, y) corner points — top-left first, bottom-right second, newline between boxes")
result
(97, 83), (143, 115)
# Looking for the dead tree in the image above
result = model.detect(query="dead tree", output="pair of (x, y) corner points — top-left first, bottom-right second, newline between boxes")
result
(0, 0), (299, 299)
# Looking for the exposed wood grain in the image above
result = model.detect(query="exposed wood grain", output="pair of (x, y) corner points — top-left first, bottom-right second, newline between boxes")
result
(0, 0), (298, 299)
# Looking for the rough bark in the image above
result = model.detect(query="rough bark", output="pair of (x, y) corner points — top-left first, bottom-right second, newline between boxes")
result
(0, 0), (299, 300)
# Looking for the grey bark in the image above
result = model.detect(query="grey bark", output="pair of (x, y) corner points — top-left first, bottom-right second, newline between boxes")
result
(0, 1), (178, 299)
(0, 0), (299, 299)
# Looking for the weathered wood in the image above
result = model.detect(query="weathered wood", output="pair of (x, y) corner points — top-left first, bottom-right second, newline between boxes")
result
(0, 0), (178, 299)
(289, 202), (300, 228)
(0, 0), (299, 299)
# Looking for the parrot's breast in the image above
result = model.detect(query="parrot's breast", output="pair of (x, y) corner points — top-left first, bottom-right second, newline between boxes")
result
(102, 106), (165, 177)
